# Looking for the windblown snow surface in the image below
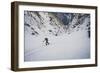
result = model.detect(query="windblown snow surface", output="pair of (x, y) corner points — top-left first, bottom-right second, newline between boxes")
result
(24, 11), (90, 61)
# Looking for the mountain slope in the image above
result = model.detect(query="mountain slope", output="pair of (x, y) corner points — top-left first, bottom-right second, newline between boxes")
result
(24, 11), (90, 61)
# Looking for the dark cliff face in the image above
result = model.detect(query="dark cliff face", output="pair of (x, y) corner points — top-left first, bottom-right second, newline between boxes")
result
(24, 11), (90, 38)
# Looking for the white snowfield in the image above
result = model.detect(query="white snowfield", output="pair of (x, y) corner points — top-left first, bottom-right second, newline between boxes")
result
(24, 30), (90, 61)
(24, 11), (90, 61)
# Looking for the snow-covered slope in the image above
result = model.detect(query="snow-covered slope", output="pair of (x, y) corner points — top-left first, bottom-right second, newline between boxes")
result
(24, 11), (67, 36)
(24, 11), (90, 37)
(24, 11), (90, 61)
